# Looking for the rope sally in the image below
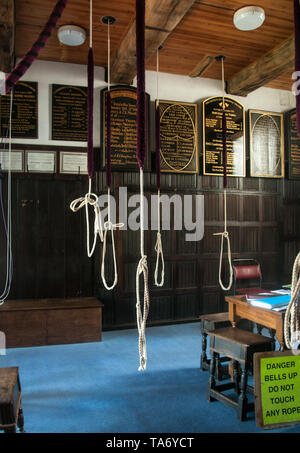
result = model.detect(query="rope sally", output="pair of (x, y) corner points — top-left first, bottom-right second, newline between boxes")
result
(284, 252), (300, 349)
(101, 16), (123, 291)
(154, 48), (165, 287)
(136, 0), (150, 371)
(213, 56), (233, 291)
(70, 0), (104, 256)
(4, 0), (68, 95)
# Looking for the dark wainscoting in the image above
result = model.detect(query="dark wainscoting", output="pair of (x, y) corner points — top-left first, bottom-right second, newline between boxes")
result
(1, 164), (300, 330)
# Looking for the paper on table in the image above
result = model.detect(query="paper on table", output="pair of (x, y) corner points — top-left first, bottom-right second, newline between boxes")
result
(271, 289), (291, 295)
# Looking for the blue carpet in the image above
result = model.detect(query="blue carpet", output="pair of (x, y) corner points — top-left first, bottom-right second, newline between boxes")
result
(0, 322), (299, 434)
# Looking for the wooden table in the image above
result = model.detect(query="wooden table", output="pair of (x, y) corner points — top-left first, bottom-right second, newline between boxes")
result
(225, 295), (286, 350)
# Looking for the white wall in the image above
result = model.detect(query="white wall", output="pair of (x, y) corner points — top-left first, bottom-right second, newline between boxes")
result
(9, 59), (296, 148)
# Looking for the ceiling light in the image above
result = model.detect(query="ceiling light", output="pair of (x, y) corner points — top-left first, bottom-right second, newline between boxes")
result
(57, 25), (86, 46)
(233, 6), (265, 31)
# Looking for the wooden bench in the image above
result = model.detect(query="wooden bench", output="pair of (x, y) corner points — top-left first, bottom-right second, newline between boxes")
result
(199, 312), (231, 379)
(207, 327), (273, 421)
(0, 297), (104, 348)
(0, 367), (24, 433)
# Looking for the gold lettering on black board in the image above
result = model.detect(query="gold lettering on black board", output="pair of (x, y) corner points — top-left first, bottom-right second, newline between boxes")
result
(101, 86), (150, 171)
(203, 96), (245, 177)
(52, 84), (87, 141)
(158, 100), (198, 174)
(0, 81), (38, 139)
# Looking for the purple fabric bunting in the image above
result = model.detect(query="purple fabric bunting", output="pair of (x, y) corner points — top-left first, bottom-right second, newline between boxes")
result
(222, 110), (227, 189)
(4, 0), (68, 95)
(156, 104), (161, 189)
(87, 47), (94, 179)
(294, 0), (300, 137)
(136, 0), (146, 170)
(106, 91), (112, 188)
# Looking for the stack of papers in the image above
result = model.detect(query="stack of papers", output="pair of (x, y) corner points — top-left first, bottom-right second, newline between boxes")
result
(246, 293), (290, 310)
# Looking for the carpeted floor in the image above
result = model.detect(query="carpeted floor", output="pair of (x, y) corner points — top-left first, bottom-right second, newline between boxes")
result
(0, 322), (299, 434)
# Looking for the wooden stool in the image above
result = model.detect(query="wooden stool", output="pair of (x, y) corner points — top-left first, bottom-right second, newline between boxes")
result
(206, 327), (273, 421)
(199, 312), (231, 379)
(0, 367), (25, 433)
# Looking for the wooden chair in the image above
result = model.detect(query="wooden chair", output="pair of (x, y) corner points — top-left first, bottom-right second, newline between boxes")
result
(232, 258), (264, 296)
(0, 367), (25, 433)
(206, 327), (273, 421)
(199, 312), (231, 380)
(232, 258), (276, 342)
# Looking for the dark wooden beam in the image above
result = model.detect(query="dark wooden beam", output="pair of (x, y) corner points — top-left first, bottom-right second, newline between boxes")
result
(189, 55), (214, 78)
(227, 35), (294, 97)
(110, 0), (197, 85)
(0, 0), (15, 73)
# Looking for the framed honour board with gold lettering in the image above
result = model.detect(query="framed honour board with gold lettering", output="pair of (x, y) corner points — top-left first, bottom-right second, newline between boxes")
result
(51, 84), (87, 141)
(101, 86), (150, 171)
(249, 110), (284, 178)
(203, 96), (245, 177)
(285, 108), (300, 180)
(157, 100), (198, 174)
(0, 81), (38, 139)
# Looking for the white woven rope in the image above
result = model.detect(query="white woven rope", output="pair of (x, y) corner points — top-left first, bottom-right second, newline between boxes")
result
(89, 0), (93, 48)
(213, 189), (233, 291)
(213, 57), (233, 291)
(70, 178), (104, 257)
(99, 18), (124, 291)
(284, 251), (300, 349)
(0, 89), (13, 306)
(136, 168), (150, 371)
(154, 49), (165, 287)
(154, 190), (164, 287)
(101, 187), (123, 290)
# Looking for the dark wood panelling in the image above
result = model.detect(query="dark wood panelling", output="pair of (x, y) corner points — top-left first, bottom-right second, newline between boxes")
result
(2, 158), (298, 331)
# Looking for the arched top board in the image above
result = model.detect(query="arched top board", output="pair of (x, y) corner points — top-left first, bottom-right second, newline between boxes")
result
(202, 96), (245, 178)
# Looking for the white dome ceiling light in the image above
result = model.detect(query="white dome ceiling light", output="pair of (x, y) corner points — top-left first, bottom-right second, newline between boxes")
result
(233, 6), (265, 31)
(57, 25), (86, 46)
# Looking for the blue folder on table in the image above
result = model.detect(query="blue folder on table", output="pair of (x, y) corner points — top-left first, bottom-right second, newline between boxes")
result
(246, 294), (291, 309)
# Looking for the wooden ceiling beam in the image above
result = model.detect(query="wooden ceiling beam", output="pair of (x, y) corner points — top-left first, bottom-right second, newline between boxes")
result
(0, 0), (15, 73)
(110, 0), (197, 85)
(226, 35), (294, 97)
(189, 55), (215, 78)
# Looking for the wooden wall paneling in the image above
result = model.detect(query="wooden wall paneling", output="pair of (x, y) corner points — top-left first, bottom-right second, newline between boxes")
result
(241, 226), (260, 253)
(201, 258), (219, 288)
(65, 179), (94, 298)
(227, 193), (241, 222)
(242, 178), (260, 192)
(115, 297), (136, 326)
(260, 255), (281, 288)
(204, 192), (221, 222)
(16, 178), (39, 298)
(175, 260), (197, 289)
(34, 179), (51, 298)
(201, 290), (222, 315)
(147, 296), (173, 323)
(174, 293), (199, 320)
(47, 180), (66, 298)
(242, 194), (260, 222)
(261, 195), (279, 222)
(262, 227), (279, 253)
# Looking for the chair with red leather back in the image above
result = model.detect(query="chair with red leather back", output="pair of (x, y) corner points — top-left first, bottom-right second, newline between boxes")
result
(232, 259), (264, 295)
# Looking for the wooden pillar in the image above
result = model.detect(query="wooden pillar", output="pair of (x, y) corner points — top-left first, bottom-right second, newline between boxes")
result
(0, 0), (15, 74)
